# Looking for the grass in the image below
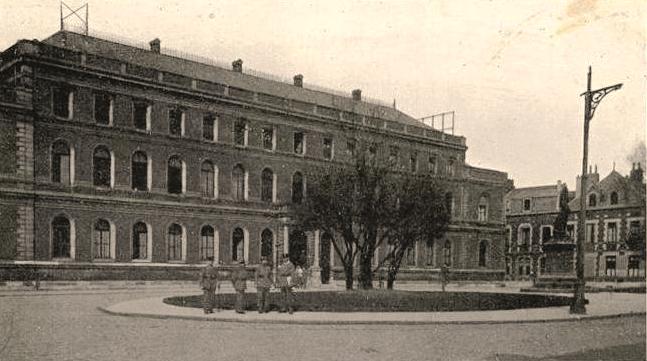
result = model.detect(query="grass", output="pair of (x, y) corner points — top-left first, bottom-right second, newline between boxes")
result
(163, 290), (573, 312)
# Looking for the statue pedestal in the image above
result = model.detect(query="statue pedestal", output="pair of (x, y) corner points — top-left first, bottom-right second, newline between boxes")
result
(535, 238), (577, 289)
(308, 266), (321, 288)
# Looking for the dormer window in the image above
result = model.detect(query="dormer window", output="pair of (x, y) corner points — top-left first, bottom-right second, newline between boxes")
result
(588, 193), (597, 207)
(523, 198), (531, 211)
(610, 191), (618, 205)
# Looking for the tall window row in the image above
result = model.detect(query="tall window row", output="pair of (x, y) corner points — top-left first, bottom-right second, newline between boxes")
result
(50, 141), (305, 203)
(50, 215), (274, 263)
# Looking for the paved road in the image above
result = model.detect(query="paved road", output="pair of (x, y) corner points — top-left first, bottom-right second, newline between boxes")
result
(0, 290), (644, 361)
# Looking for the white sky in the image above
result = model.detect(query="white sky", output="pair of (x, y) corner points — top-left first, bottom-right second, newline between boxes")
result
(1, 0), (644, 188)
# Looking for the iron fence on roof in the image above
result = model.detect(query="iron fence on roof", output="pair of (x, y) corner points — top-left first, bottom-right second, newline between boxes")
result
(63, 27), (394, 108)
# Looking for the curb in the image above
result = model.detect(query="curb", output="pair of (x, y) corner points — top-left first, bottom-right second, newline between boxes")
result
(96, 305), (646, 326)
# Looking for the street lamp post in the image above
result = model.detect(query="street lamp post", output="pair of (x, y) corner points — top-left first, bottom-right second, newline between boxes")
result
(571, 66), (622, 314)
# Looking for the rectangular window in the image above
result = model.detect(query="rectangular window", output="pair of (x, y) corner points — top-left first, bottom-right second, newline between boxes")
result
(428, 155), (437, 174)
(203, 115), (216, 141)
(628, 256), (641, 277)
(586, 223), (596, 243)
(234, 119), (247, 146)
(541, 226), (552, 243)
(323, 137), (334, 160)
(133, 102), (149, 131)
(523, 198), (531, 211)
(169, 109), (183, 136)
(629, 220), (641, 239)
(94, 93), (112, 125)
(521, 227), (531, 246)
(605, 256), (616, 276)
(368, 143), (377, 158)
(410, 153), (418, 173)
(426, 241), (434, 266)
(52, 87), (72, 119)
(346, 139), (357, 157)
(262, 127), (274, 150)
(293, 132), (305, 154)
(607, 222), (618, 242)
(446, 159), (455, 176)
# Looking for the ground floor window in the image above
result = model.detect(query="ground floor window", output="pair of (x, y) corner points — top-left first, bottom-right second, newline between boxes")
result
(232, 228), (245, 261)
(94, 219), (111, 259)
(168, 224), (183, 261)
(200, 225), (215, 261)
(52, 216), (71, 258)
(605, 256), (616, 277)
(628, 256), (641, 277)
(132, 222), (148, 260)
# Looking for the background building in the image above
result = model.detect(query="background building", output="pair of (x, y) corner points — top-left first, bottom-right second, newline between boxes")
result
(505, 166), (645, 280)
(0, 30), (510, 282)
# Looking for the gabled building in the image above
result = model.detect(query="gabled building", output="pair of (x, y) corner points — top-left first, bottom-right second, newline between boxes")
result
(0, 29), (510, 282)
(505, 165), (645, 280)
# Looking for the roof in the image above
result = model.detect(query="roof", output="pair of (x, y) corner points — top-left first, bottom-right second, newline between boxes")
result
(41, 31), (428, 130)
(506, 185), (560, 200)
(569, 170), (646, 210)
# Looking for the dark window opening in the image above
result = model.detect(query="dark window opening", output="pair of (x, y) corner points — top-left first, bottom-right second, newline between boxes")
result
(131, 151), (148, 191)
(133, 102), (149, 130)
(169, 109), (183, 136)
(167, 156), (183, 194)
(232, 164), (245, 201)
(167, 224), (183, 261)
(429, 156), (437, 174)
(200, 225), (215, 261)
(52, 87), (71, 118)
(588, 193), (597, 207)
(346, 139), (357, 157)
(293, 132), (304, 154)
(94, 219), (111, 259)
(93, 147), (111, 187)
(232, 228), (244, 261)
(610, 192), (618, 205)
(52, 216), (71, 258)
(410, 153), (417, 173)
(261, 168), (273, 202)
(234, 119), (247, 146)
(203, 115), (215, 141)
(262, 127), (274, 150)
(52, 140), (71, 184)
(292, 172), (304, 204)
(478, 241), (487, 267)
(261, 229), (273, 259)
(323, 137), (333, 160)
(523, 198), (531, 211)
(94, 93), (112, 125)
(132, 222), (148, 260)
(201, 161), (215, 198)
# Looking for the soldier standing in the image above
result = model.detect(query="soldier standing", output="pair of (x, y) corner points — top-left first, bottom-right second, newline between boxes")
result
(277, 254), (296, 314)
(231, 260), (247, 314)
(199, 256), (219, 314)
(255, 257), (272, 313)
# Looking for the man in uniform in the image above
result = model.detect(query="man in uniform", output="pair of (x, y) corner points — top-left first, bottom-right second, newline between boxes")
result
(199, 256), (219, 314)
(231, 260), (247, 314)
(276, 253), (296, 314)
(255, 256), (273, 313)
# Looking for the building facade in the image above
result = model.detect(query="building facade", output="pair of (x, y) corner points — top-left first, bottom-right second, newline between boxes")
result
(0, 30), (510, 282)
(505, 166), (646, 281)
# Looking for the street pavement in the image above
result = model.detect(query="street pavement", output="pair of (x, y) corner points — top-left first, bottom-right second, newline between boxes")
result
(0, 288), (645, 361)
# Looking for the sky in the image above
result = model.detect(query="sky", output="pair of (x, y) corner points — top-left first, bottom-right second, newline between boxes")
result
(0, 0), (644, 187)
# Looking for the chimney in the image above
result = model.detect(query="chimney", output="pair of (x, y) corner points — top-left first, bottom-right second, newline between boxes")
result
(352, 89), (362, 101)
(293, 74), (303, 87)
(630, 162), (644, 183)
(232, 59), (243, 73)
(149, 38), (161, 53)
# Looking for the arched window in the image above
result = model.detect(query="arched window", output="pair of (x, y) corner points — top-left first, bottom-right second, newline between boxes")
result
(232, 227), (245, 261)
(477, 195), (488, 221)
(479, 240), (488, 267)
(167, 223), (183, 261)
(261, 229), (273, 259)
(446, 158), (455, 176)
(52, 215), (71, 258)
(201, 161), (215, 198)
(588, 193), (597, 207)
(261, 168), (274, 203)
(167, 156), (183, 194)
(52, 140), (71, 184)
(94, 219), (111, 259)
(610, 191), (618, 205)
(132, 151), (148, 191)
(132, 222), (148, 260)
(93, 146), (111, 187)
(443, 240), (451, 266)
(292, 172), (304, 204)
(200, 225), (215, 261)
(231, 164), (246, 201)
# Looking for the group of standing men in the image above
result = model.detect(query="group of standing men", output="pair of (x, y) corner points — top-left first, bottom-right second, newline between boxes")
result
(199, 253), (299, 314)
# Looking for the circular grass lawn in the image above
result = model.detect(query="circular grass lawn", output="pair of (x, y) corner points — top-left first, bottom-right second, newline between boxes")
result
(164, 290), (573, 312)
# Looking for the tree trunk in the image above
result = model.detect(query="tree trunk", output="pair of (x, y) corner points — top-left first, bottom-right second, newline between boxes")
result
(344, 263), (354, 290)
(359, 253), (374, 289)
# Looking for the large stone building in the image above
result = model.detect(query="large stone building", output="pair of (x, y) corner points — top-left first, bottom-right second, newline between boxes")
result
(505, 165), (646, 281)
(0, 30), (510, 282)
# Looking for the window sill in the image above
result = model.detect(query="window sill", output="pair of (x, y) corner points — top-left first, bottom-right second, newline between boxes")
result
(167, 260), (186, 264)
(93, 258), (115, 263)
(51, 257), (75, 262)
(131, 259), (152, 263)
